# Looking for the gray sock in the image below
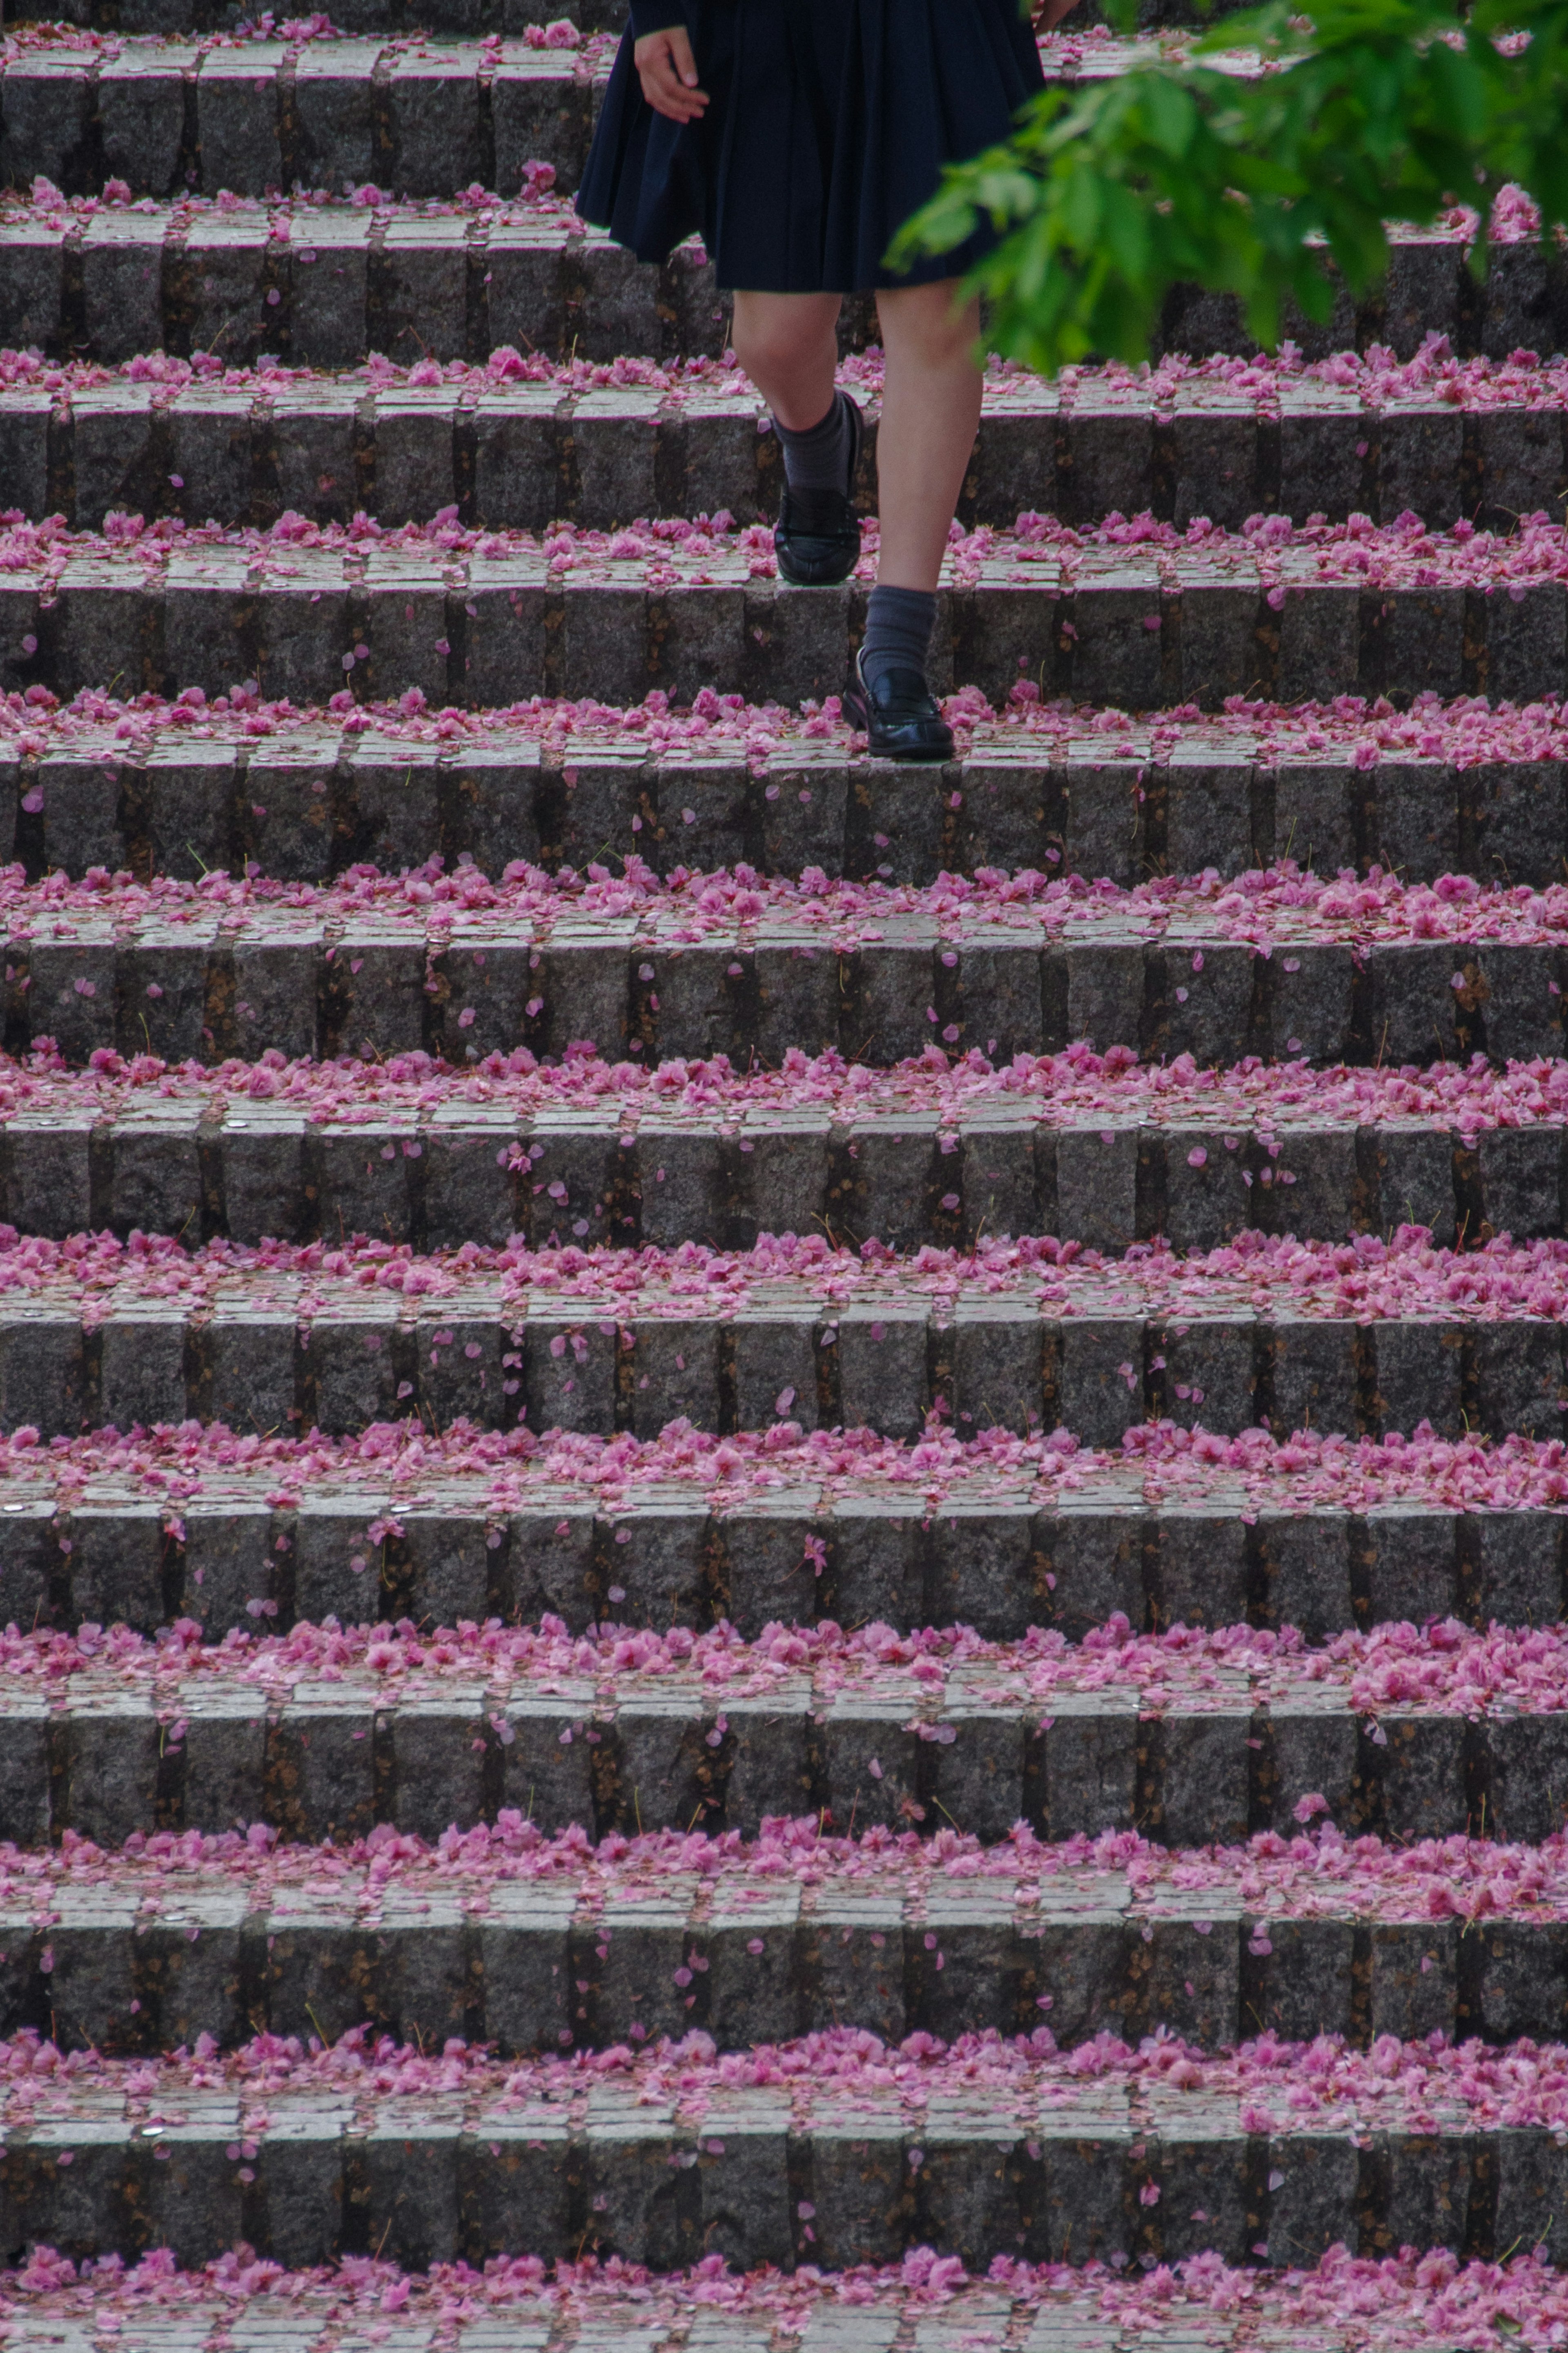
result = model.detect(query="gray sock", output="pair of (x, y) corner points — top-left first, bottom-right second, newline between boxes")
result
(861, 583), (938, 694)
(773, 389), (853, 498)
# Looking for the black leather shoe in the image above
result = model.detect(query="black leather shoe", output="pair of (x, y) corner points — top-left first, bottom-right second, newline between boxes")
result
(774, 392), (863, 586)
(842, 646), (954, 762)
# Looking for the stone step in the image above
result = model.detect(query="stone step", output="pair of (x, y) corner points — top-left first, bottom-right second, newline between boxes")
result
(0, 33), (1189, 204)
(7, 525), (1568, 717)
(6, 0), (631, 29)
(6, 709), (1558, 890)
(0, 31), (615, 202)
(0, 2030), (1562, 2273)
(2, 1621), (1564, 1846)
(0, 1061), (1560, 1253)
(0, 2274), (1532, 2353)
(0, 1440), (1557, 1637)
(0, 888), (1563, 1072)
(6, 363), (1561, 538)
(0, 200), (1551, 368)
(9, 1249), (1568, 1450)
(2, 1839), (1561, 2059)
(9, 536), (1568, 710)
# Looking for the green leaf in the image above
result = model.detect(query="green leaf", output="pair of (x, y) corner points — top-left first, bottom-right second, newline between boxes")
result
(1138, 74), (1200, 157)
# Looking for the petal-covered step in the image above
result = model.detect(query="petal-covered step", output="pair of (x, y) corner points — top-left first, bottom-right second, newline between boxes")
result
(0, 1418), (1562, 1636)
(5, 0), (633, 32)
(4, 871), (1568, 1068)
(7, 351), (1566, 536)
(0, 31), (1206, 203)
(2, 2025), (1568, 2270)
(0, 2266), (1560, 2353)
(7, 515), (1568, 711)
(4, 699), (1565, 887)
(13, 1231), (1568, 1447)
(2, 1049), (1566, 1250)
(0, 29), (618, 202)
(4, 1822), (1566, 2057)
(4, 1612), (1568, 1841)
(0, 196), (1555, 366)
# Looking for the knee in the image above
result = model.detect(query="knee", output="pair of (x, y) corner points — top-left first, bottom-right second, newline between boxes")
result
(730, 314), (800, 379)
(731, 314), (811, 384)
(730, 295), (839, 388)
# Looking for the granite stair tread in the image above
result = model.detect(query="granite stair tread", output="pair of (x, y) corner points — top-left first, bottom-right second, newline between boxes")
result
(2, 698), (1563, 887)
(7, 1233), (1568, 1447)
(0, 2026), (1564, 2270)
(0, 198), (1551, 366)
(1, 1823), (1566, 2055)
(1, 1610), (1567, 1844)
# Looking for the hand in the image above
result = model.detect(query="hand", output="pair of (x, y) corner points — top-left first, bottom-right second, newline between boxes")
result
(1032, 0), (1085, 26)
(634, 24), (709, 122)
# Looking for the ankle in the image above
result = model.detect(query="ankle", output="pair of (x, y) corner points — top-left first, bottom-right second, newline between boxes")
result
(860, 583), (938, 693)
(773, 389), (854, 500)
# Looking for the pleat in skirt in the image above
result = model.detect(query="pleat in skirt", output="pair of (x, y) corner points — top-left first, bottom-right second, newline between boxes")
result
(575, 0), (1046, 294)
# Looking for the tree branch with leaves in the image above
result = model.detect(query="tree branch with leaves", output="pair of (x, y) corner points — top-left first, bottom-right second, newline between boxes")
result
(893, 0), (1568, 372)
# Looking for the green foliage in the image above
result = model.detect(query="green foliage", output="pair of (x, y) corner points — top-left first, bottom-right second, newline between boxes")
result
(890, 0), (1568, 372)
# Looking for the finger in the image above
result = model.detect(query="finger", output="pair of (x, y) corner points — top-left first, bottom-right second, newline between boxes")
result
(640, 68), (708, 119)
(666, 24), (701, 85)
(640, 49), (709, 117)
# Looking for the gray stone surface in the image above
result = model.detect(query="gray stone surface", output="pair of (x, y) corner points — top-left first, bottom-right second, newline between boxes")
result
(4, 3), (1568, 2306)
(0, 900), (1564, 1069)
(7, 374), (1560, 534)
(14, 726), (1568, 889)
(10, 1856), (1546, 2055)
(0, 1624), (1558, 1841)
(7, 1478), (1552, 1641)
(0, 207), (1548, 368)
(3, 1268), (1567, 1447)
(0, 2073), (1552, 2268)
(11, 538), (1568, 711)
(0, 1092), (1558, 1256)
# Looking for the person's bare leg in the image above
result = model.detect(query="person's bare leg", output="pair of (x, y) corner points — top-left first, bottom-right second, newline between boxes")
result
(873, 279), (982, 589)
(730, 289), (843, 430)
(842, 279), (980, 757)
(733, 288), (863, 585)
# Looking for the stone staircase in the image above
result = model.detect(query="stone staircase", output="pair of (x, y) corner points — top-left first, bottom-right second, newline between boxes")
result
(4, 6), (1568, 2350)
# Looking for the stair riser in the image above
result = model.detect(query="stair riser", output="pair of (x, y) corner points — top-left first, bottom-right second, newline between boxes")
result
(0, 1909), (1553, 2060)
(0, 1495), (1548, 1644)
(5, 1299), (1566, 1451)
(0, 2107), (1555, 2273)
(9, 565), (1562, 714)
(0, 218), (1554, 368)
(1, 926), (1561, 1072)
(7, 386), (1559, 538)
(9, 736), (1556, 891)
(2, 1110), (1550, 1256)
(1, 49), (608, 203)
(0, 1679), (1556, 1849)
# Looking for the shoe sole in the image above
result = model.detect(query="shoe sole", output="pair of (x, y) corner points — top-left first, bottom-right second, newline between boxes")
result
(875, 738), (953, 762)
(774, 545), (862, 587)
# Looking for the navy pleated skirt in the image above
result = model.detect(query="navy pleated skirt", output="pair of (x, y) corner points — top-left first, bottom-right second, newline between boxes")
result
(575, 0), (1045, 294)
